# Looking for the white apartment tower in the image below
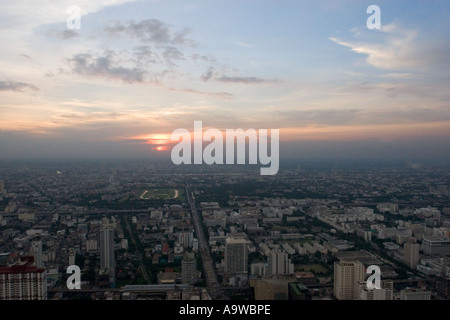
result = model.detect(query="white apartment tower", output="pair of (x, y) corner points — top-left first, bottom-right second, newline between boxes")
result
(267, 250), (294, 275)
(334, 260), (365, 300)
(30, 241), (42, 268)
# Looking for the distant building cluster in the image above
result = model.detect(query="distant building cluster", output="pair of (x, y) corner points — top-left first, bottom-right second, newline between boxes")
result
(0, 163), (449, 300)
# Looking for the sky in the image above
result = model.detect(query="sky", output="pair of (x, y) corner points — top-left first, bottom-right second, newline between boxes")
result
(0, 0), (449, 163)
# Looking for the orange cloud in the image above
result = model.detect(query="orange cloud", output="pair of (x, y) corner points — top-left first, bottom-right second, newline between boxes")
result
(132, 133), (172, 145)
(281, 121), (450, 141)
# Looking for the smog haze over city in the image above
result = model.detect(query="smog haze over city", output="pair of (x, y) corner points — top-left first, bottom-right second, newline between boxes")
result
(0, 0), (450, 312)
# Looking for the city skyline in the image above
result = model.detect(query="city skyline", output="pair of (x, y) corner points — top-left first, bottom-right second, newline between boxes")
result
(1, 161), (449, 301)
(1, 0), (449, 162)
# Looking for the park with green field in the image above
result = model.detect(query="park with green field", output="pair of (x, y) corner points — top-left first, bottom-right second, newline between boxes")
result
(139, 188), (184, 201)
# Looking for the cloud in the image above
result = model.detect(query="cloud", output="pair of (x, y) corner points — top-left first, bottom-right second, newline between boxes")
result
(236, 41), (253, 48)
(276, 108), (361, 127)
(133, 46), (161, 65)
(201, 66), (215, 82)
(162, 46), (184, 66)
(215, 75), (277, 84)
(0, 81), (38, 92)
(335, 81), (439, 99)
(67, 52), (147, 83)
(165, 86), (232, 99)
(368, 106), (450, 124)
(191, 54), (209, 62)
(274, 105), (450, 128)
(104, 19), (193, 46)
(330, 23), (450, 71)
(20, 54), (32, 61)
(0, 0), (141, 29)
(65, 49), (233, 97)
(51, 111), (138, 128)
(381, 73), (414, 79)
(46, 29), (79, 40)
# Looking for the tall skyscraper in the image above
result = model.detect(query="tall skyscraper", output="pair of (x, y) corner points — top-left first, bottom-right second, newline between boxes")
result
(100, 220), (115, 270)
(30, 241), (42, 268)
(0, 256), (47, 300)
(334, 260), (365, 300)
(0, 180), (5, 195)
(267, 250), (294, 275)
(224, 237), (248, 275)
(181, 252), (197, 284)
(178, 230), (194, 248)
(404, 240), (420, 269)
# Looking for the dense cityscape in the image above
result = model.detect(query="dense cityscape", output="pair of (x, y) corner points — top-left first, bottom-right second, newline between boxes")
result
(1, 1), (449, 317)
(0, 160), (449, 301)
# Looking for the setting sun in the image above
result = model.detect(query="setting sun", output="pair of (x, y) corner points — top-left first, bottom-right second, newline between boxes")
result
(153, 146), (169, 151)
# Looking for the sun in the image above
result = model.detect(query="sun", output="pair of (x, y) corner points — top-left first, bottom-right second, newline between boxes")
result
(153, 146), (168, 151)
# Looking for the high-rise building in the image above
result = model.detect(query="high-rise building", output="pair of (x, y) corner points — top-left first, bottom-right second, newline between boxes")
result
(192, 238), (199, 251)
(224, 237), (248, 275)
(178, 231), (194, 248)
(30, 241), (42, 268)
(334, 260), (365, 300)
(267, 250), (294, 275)
(68, 249), (76, 266)
(404, 240), (420, 269)
(100, 220), (115, 270)
(181, 252), (197, 284)
(0, 256), (47, 300)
